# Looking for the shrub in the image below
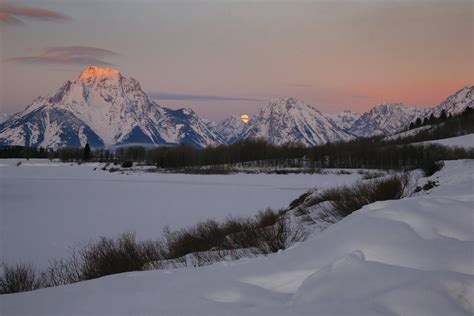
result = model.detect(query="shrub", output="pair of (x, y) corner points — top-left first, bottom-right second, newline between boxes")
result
(318, 174), (409, 218)
(41, 251), (83, 287)
(121, 161), (133, 168)
(0, 264), (42, 294)
(163, 220), (227, 259)
(420, 160), (444, 177)
(255, 208), (280, 227)
(1, 211), (306, 294)
(288, 191), (312, 209)
(80, 233), (162, 280)
(163, 209), (303, 259)
(254, 217), (307, 254)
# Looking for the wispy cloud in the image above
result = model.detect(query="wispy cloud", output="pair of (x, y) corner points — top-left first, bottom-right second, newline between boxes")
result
(288, 83), (313, 88)
(5, 46), (118, 66)
(148, 92), (262, 102)
(349, 94), (375, 100)
(0, 3), (70, 25)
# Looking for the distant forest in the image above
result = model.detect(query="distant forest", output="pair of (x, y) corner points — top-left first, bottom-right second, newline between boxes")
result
(1, 106), (473, 172)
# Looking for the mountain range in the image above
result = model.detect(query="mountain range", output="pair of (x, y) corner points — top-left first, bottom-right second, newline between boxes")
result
(0, 67), (222, 148)
(0, 66), (472, 148)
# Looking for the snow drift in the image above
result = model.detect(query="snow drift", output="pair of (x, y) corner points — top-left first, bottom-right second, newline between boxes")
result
(1, 159), (473, 315)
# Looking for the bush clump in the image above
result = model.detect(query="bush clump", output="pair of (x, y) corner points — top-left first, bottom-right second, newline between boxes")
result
(79, 233), (162, 280)
(121, 161), (133, 168)
(1, 209), (305, 294)
(163, 209), (301, 258)
(0, 264), (42, 294)
(317, 174), (409, 218)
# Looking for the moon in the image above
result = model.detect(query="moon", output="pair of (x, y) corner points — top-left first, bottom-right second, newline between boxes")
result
(240, 114), (249, 123)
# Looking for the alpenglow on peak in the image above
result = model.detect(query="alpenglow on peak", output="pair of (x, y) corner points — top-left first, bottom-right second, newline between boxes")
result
(78, 66), (121, 82)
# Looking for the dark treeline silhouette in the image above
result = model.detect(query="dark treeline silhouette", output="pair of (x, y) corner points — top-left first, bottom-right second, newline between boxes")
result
(0, 146), (51, 159)
(108, 139), (473, 172)
(393, 106), (474, 145)
(410, 109), (449, 129)
(2, 138), (473, 172)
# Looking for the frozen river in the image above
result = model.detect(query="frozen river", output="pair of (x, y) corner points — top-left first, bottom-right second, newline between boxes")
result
(0, 159), (360, 267)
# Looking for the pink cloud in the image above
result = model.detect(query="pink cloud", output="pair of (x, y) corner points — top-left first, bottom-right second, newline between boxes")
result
(0, 3), (70, 25)
(6, 46), (118, 66)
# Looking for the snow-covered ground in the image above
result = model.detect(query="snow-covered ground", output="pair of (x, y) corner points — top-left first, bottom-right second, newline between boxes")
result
(1, 159), (472, 315)
(417, 133), (474, 148)
(0, 159), (360, 268)
(383, 125), (432, 141)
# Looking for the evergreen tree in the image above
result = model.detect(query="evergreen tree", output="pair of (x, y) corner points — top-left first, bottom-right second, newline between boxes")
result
(415, 118), (422, 127)
(439, 109), (447, 120)
(83, 143), (91, 162)
(429, 113), (435, 123)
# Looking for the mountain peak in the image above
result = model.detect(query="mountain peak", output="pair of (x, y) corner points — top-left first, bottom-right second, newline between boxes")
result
(243, 98), (353, 146)
(375, 102), (404, 109)
(78, 66), (121, 82)
(270, 97), (299, 107)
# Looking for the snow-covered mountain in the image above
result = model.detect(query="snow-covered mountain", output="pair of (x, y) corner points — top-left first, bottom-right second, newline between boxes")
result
(348, 103), (423, 137)
(424, 86), (473, 119)
(0, 113), (12, 124)
(1, 69), (471, 149)
(0, 67), (222, 148)
(240, 97), (354, 146)
(208, 115), (247, 143)
(326, 110), (361, 130)
(346, 87), (473, 138)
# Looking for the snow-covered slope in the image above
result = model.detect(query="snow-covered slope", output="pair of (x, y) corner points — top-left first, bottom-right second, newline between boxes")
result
(349, 103), (423, 137)
(241, 97), (354, 146)
(1, 159), (472, 315)
(0, 113), (12, 124)
(383, 125), (433, 141)
(0, 107), (104, 148)
(326, 110), (361, 130)
(0, 67), (222, 148)
(426, 86), (473, 119)
(415, 133), (474, 149)
(208, 115), (247, 143)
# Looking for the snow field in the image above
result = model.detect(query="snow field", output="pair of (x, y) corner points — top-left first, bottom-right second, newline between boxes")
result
(1, 159), (472, 315)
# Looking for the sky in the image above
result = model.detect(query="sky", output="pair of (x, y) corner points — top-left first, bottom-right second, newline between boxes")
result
(1, 0), (472, 120)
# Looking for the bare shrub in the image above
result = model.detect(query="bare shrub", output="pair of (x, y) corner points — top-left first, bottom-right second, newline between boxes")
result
(80, 232), (163, 280)
(289, 191), (312, 209)
(41, 251), (82, 287)
(164, 209), (305, 259)
(319, 174), (409, 218)
(163, 220), (228, 259)
(0, 264), (42, 294)
(2, 210), (307, 294)
(255, 208), (280, 227)
(255, 217), (307, 254)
